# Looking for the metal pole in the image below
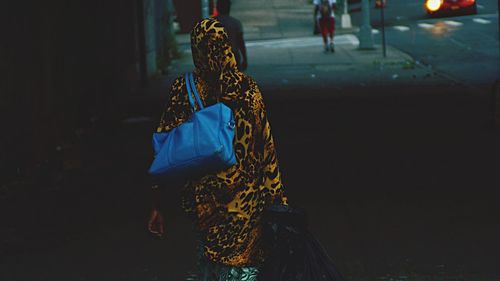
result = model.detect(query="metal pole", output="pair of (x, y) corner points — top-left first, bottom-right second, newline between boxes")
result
(381, 1), (387, 57)
(358, 0), (374, 49)
(341, 0), (352, 29)
(201, 0), (209, 18)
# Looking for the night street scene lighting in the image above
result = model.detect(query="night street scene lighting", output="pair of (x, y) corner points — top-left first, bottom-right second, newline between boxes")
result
(1, 0), (499, 280)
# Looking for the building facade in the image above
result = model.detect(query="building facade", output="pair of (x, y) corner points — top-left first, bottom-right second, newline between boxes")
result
(0, 0), (176, 184)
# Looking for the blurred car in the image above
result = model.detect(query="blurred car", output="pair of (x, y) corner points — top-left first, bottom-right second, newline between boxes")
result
(424, 0), (477, 16)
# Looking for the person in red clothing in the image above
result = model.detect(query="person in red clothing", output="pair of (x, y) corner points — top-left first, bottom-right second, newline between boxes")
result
(314, 0), (337, 52)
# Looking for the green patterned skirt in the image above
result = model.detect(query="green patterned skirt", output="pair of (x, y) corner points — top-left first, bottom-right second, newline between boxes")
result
(185, 262), (259, 281)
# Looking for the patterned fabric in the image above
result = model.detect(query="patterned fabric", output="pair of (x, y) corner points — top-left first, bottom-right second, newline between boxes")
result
(193, 263), (258, 281)
(186, 263), (258, 281)
(185, 238), (259, 281)
(156, 18), (287, 267)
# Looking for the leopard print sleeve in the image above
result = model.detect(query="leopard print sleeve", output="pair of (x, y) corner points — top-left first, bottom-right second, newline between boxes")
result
(156, 77), (190, 133)
(251, 83), (286, 205)
(261, 115), (285, 203)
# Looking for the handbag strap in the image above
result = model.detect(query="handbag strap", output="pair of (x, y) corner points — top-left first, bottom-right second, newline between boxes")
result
(185, 72), (205, 112)
(185, 72), (197, 111)
(189, 73), (205, 110)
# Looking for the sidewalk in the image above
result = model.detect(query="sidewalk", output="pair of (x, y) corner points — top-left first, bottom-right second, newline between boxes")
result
(177, 0), (359, 43)
(173, 0), (409, 67)
(159, 0), (445, 100)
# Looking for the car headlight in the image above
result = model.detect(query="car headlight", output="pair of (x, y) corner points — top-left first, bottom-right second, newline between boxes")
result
(426, 0), (443, 12)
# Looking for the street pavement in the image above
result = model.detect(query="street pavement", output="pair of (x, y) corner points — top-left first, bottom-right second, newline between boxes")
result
(1, 0), (499, 281)
(350, 0), (499, 88)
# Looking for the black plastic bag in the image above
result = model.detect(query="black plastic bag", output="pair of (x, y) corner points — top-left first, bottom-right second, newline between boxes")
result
(258, 204), (345, 281)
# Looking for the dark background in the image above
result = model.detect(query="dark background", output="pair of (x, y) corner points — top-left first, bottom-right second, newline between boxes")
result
(1, 0), (499, 280)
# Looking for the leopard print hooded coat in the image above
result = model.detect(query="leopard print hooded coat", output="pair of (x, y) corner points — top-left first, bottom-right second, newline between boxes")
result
(156, 18), (286, 267)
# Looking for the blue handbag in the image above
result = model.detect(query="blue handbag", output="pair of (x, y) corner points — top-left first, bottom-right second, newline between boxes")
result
(148, 72), (237, 178)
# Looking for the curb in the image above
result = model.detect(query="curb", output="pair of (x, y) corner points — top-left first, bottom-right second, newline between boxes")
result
(175, 26), (361, 46)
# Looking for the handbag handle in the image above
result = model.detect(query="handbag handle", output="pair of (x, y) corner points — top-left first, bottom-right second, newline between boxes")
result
(185, 72), (205, 112)
(189, 73), (205, 110)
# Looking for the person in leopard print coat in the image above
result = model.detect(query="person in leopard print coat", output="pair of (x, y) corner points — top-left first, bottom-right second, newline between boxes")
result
(148, 18), (287, 281)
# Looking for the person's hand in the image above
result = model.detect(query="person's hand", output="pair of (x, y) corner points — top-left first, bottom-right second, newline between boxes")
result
(147, 208), (165, 239)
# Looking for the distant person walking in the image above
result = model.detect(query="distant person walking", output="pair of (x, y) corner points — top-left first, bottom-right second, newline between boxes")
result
(215, 0), (248, 71)
(314, 0), (337, 52)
